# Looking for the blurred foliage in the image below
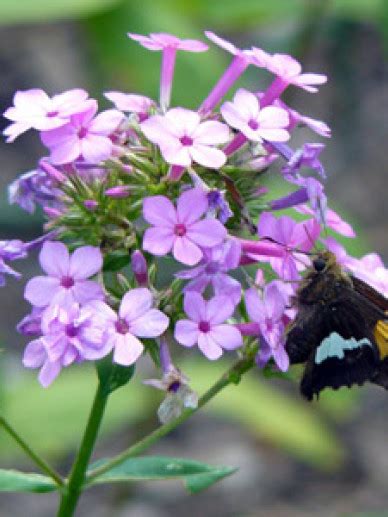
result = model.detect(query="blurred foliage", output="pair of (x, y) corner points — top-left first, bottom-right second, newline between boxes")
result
(0, 359), (358, 471)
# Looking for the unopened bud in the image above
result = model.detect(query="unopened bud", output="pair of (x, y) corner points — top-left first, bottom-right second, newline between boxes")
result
(131, 250), (148, 286)
(104, 185), (131, 198)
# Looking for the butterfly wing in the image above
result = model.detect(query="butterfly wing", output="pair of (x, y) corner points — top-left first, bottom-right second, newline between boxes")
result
(286, 286), (385, 400)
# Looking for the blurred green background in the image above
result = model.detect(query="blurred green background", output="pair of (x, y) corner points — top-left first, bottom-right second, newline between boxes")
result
(0, 1), (387, 516)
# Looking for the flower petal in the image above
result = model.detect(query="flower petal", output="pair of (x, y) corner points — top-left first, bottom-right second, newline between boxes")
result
(190, 144), (227, 168)
(143, 195), (176, 226)
(209, 324), (243, 350)
(24, 276), (61, 307)
(69, 246), (103, 279)
(198, 333), (223, 360)
(143, 227), (175, 256)
(174, 319), (199, 346)
(39, 241), (70, 277)
(113, 333), (144, 366)
(192, 120), (230, 145)
(119, 288), (153, 320)
(173, 236), (203, 266)
(81, 134), (113, 163)
(38, 359), (61, 387)
(176, 188), (208, 225)
(206, 295), (235, 324)
(183, 291), (206, 322)
(130, 309), (169, 337)
(23, 339), (46, 368)
(187, 219), (226, 247)
(71, 280), (104, 304)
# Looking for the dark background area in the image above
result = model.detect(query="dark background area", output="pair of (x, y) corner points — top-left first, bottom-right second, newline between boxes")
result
(0, 1), (387, 516)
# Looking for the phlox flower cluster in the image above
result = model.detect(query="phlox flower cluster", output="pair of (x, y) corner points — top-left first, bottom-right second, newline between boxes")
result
(3, 30), (387, 420)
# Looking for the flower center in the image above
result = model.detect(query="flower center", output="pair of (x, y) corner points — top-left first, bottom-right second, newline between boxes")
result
(205, 261), (219, 275)
(61, 276), (75, 288)
(168, 380), (181, 393)
(65, 323), (78, 338)
(199, 321), (210, 333)
(78, 127), (88, 139)
(115, 319), (129, 335)
(174, 223), (187, 237)
(47, 110), (59, 118)
(248, 119), (259, 130)
(180, 135), (193, 146)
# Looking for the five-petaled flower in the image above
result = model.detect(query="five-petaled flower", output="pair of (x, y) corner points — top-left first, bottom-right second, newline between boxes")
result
(221, 89), (290, 143)
(88, 288), (169, 366)
(175, 292), (242, 360)
(25, 241), (104, 307)
(141, 108), (229, 168)
(142, 188), (227, 266)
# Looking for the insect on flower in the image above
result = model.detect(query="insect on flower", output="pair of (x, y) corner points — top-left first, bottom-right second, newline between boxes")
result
(285, 250), (388, 400)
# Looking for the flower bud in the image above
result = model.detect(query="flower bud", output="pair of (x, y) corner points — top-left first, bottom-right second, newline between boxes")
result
(131, 250), (148, 286)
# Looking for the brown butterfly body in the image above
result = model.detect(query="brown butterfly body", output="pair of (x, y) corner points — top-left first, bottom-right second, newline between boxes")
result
(285, 251), (388, 400)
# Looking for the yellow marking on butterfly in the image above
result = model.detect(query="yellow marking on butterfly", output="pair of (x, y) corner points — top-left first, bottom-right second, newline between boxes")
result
(375, 320), (388, 359)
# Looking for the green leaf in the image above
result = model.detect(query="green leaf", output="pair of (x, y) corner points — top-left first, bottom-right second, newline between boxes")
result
(103, 251), (130, 272)
(0, 0), (122, 25)
(0, 469), (56, 493)
(96, 357), (135, 395)
(88, 456), (236, 494)
(184, 360), (346, 470)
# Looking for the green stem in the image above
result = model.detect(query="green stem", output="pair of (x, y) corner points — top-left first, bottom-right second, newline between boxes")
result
(57, 382), (109, 517)
(0, 415), (64, 488)
(86, 354), (255, 483)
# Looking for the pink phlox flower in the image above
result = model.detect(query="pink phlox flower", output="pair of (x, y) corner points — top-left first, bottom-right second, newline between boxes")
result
(104, 92), (155, 121)
(22, 302), (110, 387)
(40, 101), (125, 165)
(251, 48), (327, 92)
(257, 212), (320, 280)
(245, 283), (289, 371)
(174, 292), (243, 360)
(3, 88), (91, 143)
(88, 288), (169, 366)
(273, 99), (331, 138)
(142, 188), (227, 266)
(144, 366), (198, 423)
(128, 32), (208, 52)
(141, 108), (229, 168)
(349, 253), (388, 297)
(221, 89), (290, 143)
(176, 238), (242, 304)
(296, 205), (355, 237)
(24, 241), (104, 308)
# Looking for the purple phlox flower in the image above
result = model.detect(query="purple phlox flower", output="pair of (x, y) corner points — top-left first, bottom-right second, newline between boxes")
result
(206, 189), (233, 223)
(199, 31), (256, 116)
(296, 205), (355, 237)
(251, 48), (327, 105)
(144, 336), (198, 423)
(128, 32), (208, 111)
(142, 188), (227, 266)
(22, 302), (110, 387)
(41, 101), (125, 165)
(104, 92), (155, 122)
(176, 238), (242, 305)
(282, 143), (326, 179)
(175, 292), (243, 360)
(257, 212), (320, 280)
(25, 241), (104, 308)
(8, 168), (61, 214)
(221, 89), (290, 144)
(141, 108), (229, 168)
(0, 239), (28, 286)
(17, 307), (44, 336)
(88, 288), (169, 366)
(144, 365), (199, 423)
(272, 99), (331, 138)
(3, 88), (91, 143)
(245, 283), (289, 371)
(131, 250), (148, 286)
